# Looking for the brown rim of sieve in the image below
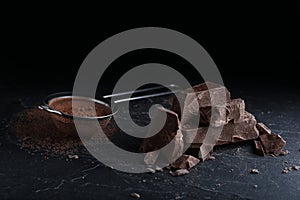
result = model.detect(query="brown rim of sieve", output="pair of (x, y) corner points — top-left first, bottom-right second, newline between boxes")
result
(38, 92), (118, 120)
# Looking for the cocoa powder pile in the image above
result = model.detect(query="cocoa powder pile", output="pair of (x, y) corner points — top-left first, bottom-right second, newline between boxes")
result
(11, 109), (83, 158)
(11, 107), (117, 159)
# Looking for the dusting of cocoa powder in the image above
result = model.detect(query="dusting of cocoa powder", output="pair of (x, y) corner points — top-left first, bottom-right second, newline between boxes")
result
(10, 108), (117, 158)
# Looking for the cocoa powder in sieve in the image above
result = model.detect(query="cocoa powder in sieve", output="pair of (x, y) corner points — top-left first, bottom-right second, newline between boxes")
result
(49, 97), (112, 117)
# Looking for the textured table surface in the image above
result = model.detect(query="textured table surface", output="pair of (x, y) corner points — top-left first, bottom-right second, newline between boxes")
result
(0, 83), (299, 200)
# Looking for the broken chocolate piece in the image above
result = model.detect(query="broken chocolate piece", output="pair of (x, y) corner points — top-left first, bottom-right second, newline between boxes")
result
(141, 106), (184, 165)
(171, 82), (231, 120)
(191, 98), (245, 127)
(259, 133), (286, 156)
(184, 111), (259, 146)
(140, 107), (180, 152)
(225, 98), (245, 123)
(256, 123), (272, 135)
(168, 154), (200, 170)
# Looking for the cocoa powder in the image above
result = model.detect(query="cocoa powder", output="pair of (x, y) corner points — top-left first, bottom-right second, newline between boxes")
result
(10, 108), (117, 158)
(49, 97), (112, 117)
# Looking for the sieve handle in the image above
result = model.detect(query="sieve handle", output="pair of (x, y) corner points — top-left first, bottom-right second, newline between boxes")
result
(103, 84), (180, 104)
(38, 105), (63, 116)
(113, 90), (180, 104)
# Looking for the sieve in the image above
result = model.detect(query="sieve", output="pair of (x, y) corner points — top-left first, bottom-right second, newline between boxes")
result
(38, 84), (180, 137)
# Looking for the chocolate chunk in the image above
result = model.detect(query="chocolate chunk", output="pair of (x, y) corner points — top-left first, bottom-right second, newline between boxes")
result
(256, 123), (272, 135)
(140, 107), (180, 152)
(168, 154), (200, 170)
(259, 133), (286, 156)
(225, 98), (245, 123)
(183, 98), (245, 128)
(141, 106), (184, 165)
(171, 82), (231, 120)
(184, 111), (259, 146)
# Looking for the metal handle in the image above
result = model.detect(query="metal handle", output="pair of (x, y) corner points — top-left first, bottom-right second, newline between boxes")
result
(103, 84), (180, 104)
(113, 90), (180, 104)
(102, 84), (178, 99)
(38, 105), (63, 116)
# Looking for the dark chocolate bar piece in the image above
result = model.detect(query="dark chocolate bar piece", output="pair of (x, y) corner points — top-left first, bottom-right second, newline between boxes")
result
(184, 111), (259, 146)
(259, 133), (286, 156)
(171, 82), (231, 120)
(141, 107), (184, 165)
(182, 98), (245, 128)
(140, 107), (179, 152)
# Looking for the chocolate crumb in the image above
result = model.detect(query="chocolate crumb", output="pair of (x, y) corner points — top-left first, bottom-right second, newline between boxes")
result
(155, 166), (163, 172)
(130, 193), (141, 198)
(68, 155), (79, 159)
(282, 169), (289, 174)
(279, 149), (290, 156)
(170, 169), (190, 176)
(250, 169), (259, 174)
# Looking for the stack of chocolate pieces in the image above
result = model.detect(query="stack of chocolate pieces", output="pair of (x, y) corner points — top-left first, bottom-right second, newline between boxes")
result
(141, 82), (286, 174)
(171, 82), (286, 158)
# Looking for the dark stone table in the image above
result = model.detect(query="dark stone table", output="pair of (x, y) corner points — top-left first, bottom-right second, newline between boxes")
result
(1, 82), (299, 200)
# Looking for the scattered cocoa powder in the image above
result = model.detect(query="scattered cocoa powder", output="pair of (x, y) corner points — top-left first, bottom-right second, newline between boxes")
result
(10, 109), (82, 157)
(10, 108), (117, 158)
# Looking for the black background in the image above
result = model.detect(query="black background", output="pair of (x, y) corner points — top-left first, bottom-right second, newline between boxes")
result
(1, 3), (300, 200)
(1, 3), (298, 91)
